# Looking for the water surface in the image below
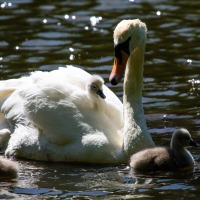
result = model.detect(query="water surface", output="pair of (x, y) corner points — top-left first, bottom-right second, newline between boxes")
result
(0, 0), (200, 199)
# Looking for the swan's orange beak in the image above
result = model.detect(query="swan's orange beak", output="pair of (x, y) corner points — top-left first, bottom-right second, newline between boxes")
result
(109, 51), (129, 85)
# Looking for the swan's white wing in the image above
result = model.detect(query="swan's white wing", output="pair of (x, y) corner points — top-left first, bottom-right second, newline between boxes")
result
(1, 66), (123, 149)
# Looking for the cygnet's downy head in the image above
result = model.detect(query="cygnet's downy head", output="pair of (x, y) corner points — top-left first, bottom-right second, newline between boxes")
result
(171, 128), (199, 149)
(87, 75), (106, 99)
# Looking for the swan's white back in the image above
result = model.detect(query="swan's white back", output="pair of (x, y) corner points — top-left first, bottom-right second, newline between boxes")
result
(0, 66), (123, 163)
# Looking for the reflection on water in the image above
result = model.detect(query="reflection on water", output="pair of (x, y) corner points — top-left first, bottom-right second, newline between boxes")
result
(1, 160), (200, 199)
(0, 0), (200, 199)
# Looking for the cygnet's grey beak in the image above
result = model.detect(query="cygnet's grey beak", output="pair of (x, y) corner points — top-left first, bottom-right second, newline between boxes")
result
(189, 139), (199, 147)
(97, 89), (106, 99)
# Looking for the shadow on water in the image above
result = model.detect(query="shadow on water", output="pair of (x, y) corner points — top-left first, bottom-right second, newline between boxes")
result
(0, 0), (200, 199)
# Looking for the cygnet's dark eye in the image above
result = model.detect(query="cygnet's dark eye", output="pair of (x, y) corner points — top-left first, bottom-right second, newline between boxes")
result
(92, 85), (97, 90)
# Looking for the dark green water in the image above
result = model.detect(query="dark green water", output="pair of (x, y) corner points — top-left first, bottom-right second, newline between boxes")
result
(0, 0), (200, 199)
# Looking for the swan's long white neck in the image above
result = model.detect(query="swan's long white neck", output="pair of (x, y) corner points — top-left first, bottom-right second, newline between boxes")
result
(122, 43), (155, 156)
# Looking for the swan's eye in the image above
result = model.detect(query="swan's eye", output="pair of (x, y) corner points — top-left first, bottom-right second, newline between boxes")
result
(92, 85), (97, 90)
(114, 46), (122, 64)
(114, 37), (131, 64)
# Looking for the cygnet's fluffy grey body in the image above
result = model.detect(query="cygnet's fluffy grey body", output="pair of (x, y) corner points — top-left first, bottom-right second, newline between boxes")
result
(130, 128), (198, 172)
(0, 156), (18, 179)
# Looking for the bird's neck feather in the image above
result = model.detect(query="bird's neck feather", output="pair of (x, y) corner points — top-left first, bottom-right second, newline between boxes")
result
(122, 44), (155, 156)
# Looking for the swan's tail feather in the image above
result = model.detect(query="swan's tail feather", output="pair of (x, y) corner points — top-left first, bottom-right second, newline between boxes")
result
(0, 128), (11, 152)
(0, 78), (26, 134)
(0, 78), (26, 106)
(0, 78), (25, 92)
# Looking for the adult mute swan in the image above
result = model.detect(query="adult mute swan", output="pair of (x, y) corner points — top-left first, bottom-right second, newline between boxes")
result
(130, 129), (199, 172)
(109, 19), (155, 155)
(0, 19), (154, 163)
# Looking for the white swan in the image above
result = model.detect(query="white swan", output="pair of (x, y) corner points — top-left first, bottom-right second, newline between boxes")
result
(0, 19), (155, 163)
(130, 128), (199, 172)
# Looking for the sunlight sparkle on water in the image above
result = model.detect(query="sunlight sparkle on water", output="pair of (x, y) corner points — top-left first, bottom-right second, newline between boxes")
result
(156, 11), (161, 16)
(64, 15), (76, 20)
(1, 2), (12, 7)
(187, 59), (192, 65)
(64, 15), (69, 19)
(0, 57), (3, 61)
(69, 54), (75, 60)
(43, 19), (47, 23)
(15, 46), (19, 50)
(72, 15), (76, 20)
(90, 16), (102, 26)
(1, 2), (6, 8)
(188, 79), (200, 86)
(69, 48), (74, 52)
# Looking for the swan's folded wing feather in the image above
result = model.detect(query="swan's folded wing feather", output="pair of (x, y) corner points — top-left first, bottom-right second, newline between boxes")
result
(1, 66), (123, 147)
(0, 77), (28, 106)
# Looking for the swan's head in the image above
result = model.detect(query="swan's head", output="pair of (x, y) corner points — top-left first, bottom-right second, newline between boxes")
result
(109, 19), (147, 85)
(170, 128), (199, 149)
(87, 75), (106, 99)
